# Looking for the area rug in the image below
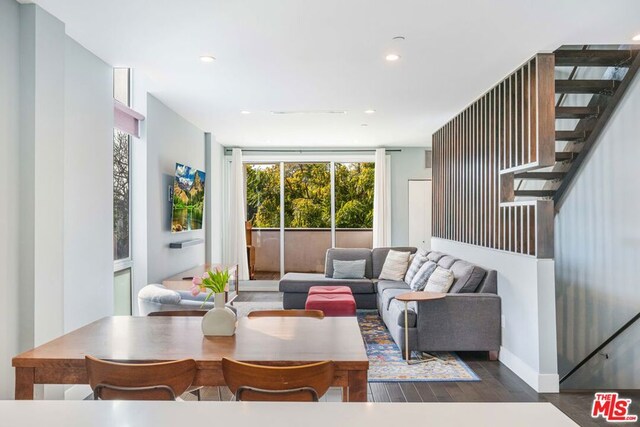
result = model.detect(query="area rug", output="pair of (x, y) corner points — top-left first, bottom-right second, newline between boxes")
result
(233, 301), (283, 317)
(358, 311), (479, 382)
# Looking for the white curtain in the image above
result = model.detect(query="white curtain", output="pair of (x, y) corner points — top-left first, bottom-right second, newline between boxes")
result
(372, 148), (391, 248)
(229, 148), (250, 280)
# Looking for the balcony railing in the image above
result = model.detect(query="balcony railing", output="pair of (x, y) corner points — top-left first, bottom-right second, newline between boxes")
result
(250, 228), (373, 277)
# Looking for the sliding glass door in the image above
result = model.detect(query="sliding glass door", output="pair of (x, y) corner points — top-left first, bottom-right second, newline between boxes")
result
(283, 163), (332, 274)
(244, 160), (374, 279)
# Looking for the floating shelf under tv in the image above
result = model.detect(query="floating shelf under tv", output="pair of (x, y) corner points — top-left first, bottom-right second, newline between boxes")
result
(169, 238), (204, 249)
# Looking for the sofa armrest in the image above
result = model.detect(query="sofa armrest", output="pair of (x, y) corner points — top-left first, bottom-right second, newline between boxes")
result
(415, 293), (501, 352)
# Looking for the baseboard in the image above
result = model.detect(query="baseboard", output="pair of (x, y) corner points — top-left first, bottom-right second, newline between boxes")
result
(499, 346), (559, 393)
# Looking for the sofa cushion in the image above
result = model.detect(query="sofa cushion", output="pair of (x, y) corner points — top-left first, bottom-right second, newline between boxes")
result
(409, 261), (437, 291)
(138, 284), (181, 305)
(371, 247), (417, 278)
(279, 272), (374, 294)
(424, 266), (455, 293)
(381, 288), (412, 310)
(449, 260), (487, 294)
(437, 255), (457, 269)
(388, 299), (417, 328)
(376, 280), (411, 295)
(427, 251), (445, 262)
(325, 248), (373, 278)
(332, 259), (367, 279)
(404, 249), (429, 285)
(379, 250), (411, 281)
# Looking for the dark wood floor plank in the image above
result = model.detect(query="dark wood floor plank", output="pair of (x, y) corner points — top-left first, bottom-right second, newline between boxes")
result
(428, 383), (454, 402)
(385, 383), (406, 402)
(369, 382), (390, 402)
(413, 382), (438, 402)
(398, 383), (422, 402)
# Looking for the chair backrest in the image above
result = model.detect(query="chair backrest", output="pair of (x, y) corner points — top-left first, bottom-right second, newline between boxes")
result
(148, 310), (207, 317)
(221, 358), (334, 402)
(247, 309), (324, 319)
(85, 355), (197, 400)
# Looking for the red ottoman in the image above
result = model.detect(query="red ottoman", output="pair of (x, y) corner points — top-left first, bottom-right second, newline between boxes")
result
(308, 285), (353, 296)
(305, 293), (356, 317)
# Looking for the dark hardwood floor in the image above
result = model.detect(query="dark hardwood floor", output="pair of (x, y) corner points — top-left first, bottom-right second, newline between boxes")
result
(228, 292), (639, 426)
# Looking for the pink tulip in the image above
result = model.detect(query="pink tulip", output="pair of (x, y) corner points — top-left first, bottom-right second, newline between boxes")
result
(190, 284), (201, 297)
(192, 276), (202, 285)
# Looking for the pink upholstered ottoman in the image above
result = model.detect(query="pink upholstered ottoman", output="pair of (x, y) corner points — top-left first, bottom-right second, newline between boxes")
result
(305, 293), (356, 316)
(308, 285), (353, 296)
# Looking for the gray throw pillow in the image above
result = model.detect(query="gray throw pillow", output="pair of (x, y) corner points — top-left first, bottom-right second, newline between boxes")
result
(409, 261), (437, 291)
(404, 249), (429, 285)
(333, 259), (367, 279)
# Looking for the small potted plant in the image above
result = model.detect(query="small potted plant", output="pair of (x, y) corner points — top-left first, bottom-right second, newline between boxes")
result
(191, 268), (237, 336)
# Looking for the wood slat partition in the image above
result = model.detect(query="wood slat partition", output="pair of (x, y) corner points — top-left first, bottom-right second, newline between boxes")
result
(432, 54), (555, 258)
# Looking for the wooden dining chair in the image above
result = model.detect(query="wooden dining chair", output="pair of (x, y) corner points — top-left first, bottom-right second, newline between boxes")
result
(247, 309), (325, 319)
(221, 358), (334, 402)
(148, 310), (207, 317)
(85, 356), (197, 401)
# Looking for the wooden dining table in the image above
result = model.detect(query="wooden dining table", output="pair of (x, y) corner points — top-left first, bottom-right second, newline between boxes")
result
(12, 316), (369, 402)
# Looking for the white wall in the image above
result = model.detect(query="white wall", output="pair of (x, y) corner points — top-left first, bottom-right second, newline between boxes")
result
(146, 95), (206, 284)
(555, 69), (640, 389)
(432, 238), (559, 393)
(0, 0), (22, 401)
(205, 133), (224, 263)
(63, 37), (114, 332)
(389, 148), (431, 246)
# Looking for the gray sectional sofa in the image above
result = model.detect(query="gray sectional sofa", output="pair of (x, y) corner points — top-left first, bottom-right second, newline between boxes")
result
(279, 247), (501, 358)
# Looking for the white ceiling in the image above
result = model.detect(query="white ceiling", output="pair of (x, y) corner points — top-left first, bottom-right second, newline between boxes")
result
(33, 0), (640, 147)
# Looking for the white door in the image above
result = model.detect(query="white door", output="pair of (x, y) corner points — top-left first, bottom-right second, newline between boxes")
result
(408, 180), (432, 250)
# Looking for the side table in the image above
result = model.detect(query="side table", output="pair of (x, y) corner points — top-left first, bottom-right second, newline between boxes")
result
(395, 291), (446, 364)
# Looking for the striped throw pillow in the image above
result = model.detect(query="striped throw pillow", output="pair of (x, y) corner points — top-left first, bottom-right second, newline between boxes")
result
(378, 250), (411, 281)
(424, 266), (455, 293)
(409, 261), (437, 291)
(404, 250), (429, 285)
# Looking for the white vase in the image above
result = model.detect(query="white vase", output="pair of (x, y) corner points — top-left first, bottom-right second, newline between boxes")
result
(201, 292), (237, 336)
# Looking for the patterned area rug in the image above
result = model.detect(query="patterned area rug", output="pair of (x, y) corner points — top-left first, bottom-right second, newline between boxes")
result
(358, 311), (479, 382)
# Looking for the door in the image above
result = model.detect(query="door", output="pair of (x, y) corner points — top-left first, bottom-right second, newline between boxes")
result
(408, 179), (432, 250)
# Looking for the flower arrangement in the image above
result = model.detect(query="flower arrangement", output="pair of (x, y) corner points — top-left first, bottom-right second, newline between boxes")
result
(190, 268), (231, 305)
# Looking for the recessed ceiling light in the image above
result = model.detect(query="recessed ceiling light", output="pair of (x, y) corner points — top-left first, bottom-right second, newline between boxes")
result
(392, 36), (406, 41)
(385, 53), (401, 62)
(200, 55), (215, 63)
(361, 123), (369, 127)
(240, 110), (251, 115)
(633, 33), (640, 41)
(364, 109), (376, 114)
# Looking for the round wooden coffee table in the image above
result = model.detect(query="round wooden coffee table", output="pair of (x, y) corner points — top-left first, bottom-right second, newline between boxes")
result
(395, 291), (446, 362)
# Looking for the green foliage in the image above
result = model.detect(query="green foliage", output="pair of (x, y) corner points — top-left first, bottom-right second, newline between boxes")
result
(246, 162), (374, 229)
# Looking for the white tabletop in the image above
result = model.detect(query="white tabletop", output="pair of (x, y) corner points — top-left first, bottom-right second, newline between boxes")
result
(0, 401), (578, 427)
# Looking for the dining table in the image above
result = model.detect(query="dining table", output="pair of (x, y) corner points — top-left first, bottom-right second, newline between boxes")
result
(12, 315), (369, 402)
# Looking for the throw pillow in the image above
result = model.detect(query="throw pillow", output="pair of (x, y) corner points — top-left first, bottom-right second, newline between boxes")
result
(404, 249), (429, 285)
(378, 250), (411, 281)
(332, 259), (367, 279)
(424, 266), (455, 293)
(409, 260), (437, 291)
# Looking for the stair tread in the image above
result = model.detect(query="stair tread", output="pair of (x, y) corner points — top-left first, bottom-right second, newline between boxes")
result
(514, 190), (557, 197)
(555, 106), (600, 119)
(555, 152), (577, 161)
(555, 49), (637, 67)
(555, 79), (620, 94)
(515, 172), (567, 180)
(556, 130), (589, 141)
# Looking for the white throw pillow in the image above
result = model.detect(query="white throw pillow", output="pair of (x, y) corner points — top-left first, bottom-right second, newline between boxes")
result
(423, 266), (455, 293)
(404, 250), (429, 285)
(378, 250), (411, 281)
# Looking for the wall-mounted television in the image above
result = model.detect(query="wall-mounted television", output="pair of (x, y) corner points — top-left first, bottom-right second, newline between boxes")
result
(171, 163), (206, 233)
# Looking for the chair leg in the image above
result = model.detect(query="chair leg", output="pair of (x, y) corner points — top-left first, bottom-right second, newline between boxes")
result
(190, 388), (201, 401)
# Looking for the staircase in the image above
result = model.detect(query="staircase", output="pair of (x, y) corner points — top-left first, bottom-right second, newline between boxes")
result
(513, 46), (640, 205)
